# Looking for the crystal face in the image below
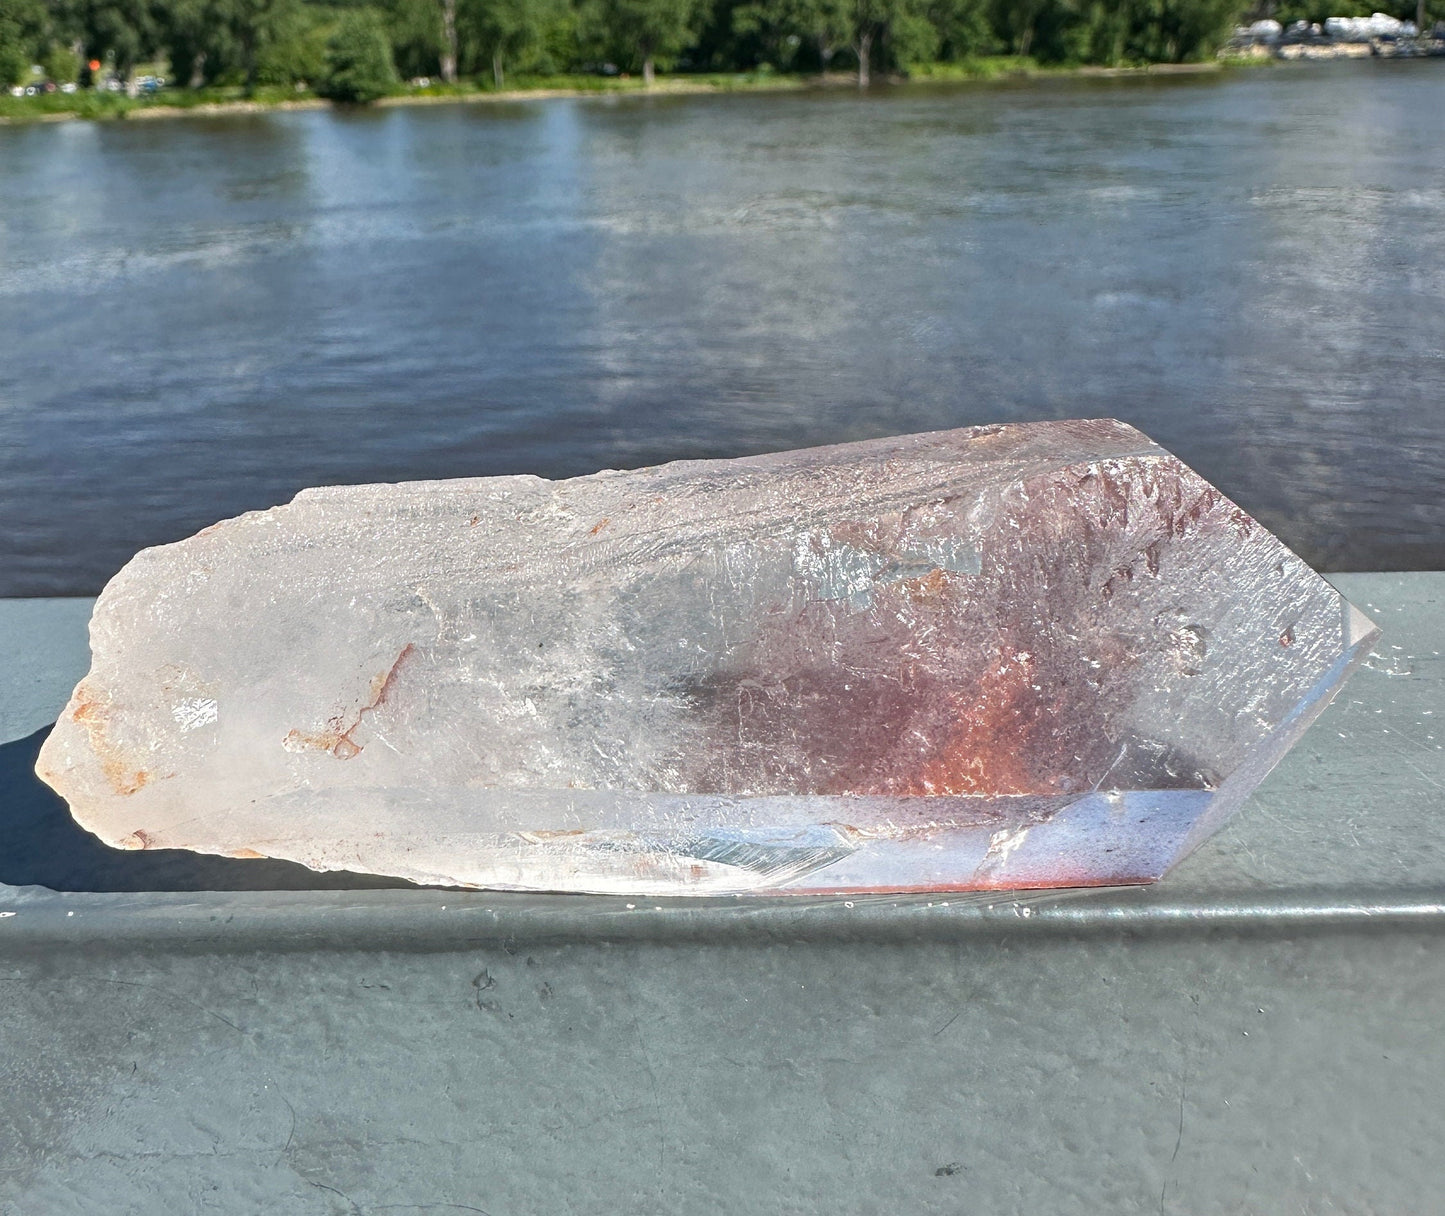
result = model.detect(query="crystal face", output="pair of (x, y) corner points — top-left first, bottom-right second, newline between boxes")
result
(36, 420), (1378, 895)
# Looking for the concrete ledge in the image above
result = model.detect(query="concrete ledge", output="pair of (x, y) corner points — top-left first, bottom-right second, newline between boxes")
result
(3, 884), (1445, 954)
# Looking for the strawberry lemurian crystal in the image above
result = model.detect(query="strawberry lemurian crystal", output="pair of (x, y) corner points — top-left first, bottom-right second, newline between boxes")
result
(37, 420), (1377, 895)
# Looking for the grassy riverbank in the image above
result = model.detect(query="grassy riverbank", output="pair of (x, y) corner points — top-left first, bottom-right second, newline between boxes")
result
(0, 58), (1241, 125)
(0, 84), (326, 123)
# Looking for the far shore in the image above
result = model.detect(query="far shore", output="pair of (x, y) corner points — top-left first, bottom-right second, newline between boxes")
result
(0, 60), (1250, 126)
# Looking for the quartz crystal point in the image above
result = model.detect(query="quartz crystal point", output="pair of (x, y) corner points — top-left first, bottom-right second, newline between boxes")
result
(37, 421), (1378, 895)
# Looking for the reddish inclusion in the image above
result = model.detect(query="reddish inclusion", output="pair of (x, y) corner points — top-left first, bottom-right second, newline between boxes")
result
(907, 644), (1053, 796)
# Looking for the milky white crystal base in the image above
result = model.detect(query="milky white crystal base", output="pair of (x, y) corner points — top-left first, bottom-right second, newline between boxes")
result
(36, 421), (1378, 895)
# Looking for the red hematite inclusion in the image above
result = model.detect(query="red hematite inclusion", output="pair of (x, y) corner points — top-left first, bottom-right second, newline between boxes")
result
(684, 456), (1262, 800)
(37, 420), (1378, 895)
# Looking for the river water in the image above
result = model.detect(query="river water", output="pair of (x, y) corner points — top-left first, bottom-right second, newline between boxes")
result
(1, 61), (1442, 595)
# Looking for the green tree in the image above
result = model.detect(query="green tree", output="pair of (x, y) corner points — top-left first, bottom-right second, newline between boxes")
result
(533, 0), (583, 70)
(729, 0), (790, 67)
(1059, 0), (1131, 63)
(253, 0), (326, 84)
(70, 0), (161, 91)
(440, 0), (457, 80)
(154, 0), (314, 90)
(735, 0), (850, 70)
(3, 0), (1263, 102)
(989, 0), (1056, 57)
(1270, 0), (1371, 24)
(42, 39), (81, 82)
(318, 7), (398, 101)
(691, 0), (757, 69)
(1147, 0), (1239, 61)
(385, 0), (445, 79)
(213, 0), (301, 91)
(154, 0), (219, 87)
(586, 0), (701, 84)
(1053, 0), (1235, 65)
(0, 0), (45, 86)
(844, 0), (925, 84)
(461, 0), (562, 85)
(925, 0), (993, 58)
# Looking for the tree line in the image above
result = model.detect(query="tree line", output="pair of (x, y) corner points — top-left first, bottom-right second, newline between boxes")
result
(0, 0), (1432, 101)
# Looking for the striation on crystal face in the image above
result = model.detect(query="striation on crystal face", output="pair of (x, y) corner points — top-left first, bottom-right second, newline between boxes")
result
(36, 420), (1378, 895)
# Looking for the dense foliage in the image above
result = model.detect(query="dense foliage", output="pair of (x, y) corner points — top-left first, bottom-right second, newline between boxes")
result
(0, 0), (1436, 97)
(316, 5), (396, 97)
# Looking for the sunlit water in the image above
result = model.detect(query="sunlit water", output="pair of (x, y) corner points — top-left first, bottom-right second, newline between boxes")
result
(2, 61), (1442, 595)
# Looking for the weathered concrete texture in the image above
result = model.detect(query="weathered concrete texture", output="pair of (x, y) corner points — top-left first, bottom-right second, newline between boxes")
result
(2, 930), (1442, 1215)
(0, 598), (95, 745)
(0, 573), (1442, 1214)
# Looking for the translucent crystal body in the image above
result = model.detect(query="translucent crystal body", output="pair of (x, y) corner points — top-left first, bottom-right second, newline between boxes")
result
(36, 420), (1378, 894)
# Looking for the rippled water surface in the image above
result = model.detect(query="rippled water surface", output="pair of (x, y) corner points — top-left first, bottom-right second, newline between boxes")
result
(2, 62), (1442, 594)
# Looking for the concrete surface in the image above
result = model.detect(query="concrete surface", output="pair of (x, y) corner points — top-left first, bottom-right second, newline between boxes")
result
(1, 573), (1442, 1214)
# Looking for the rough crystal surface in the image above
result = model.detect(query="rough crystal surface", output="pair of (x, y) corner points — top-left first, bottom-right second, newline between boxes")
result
(36, 420), (1378, 894)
